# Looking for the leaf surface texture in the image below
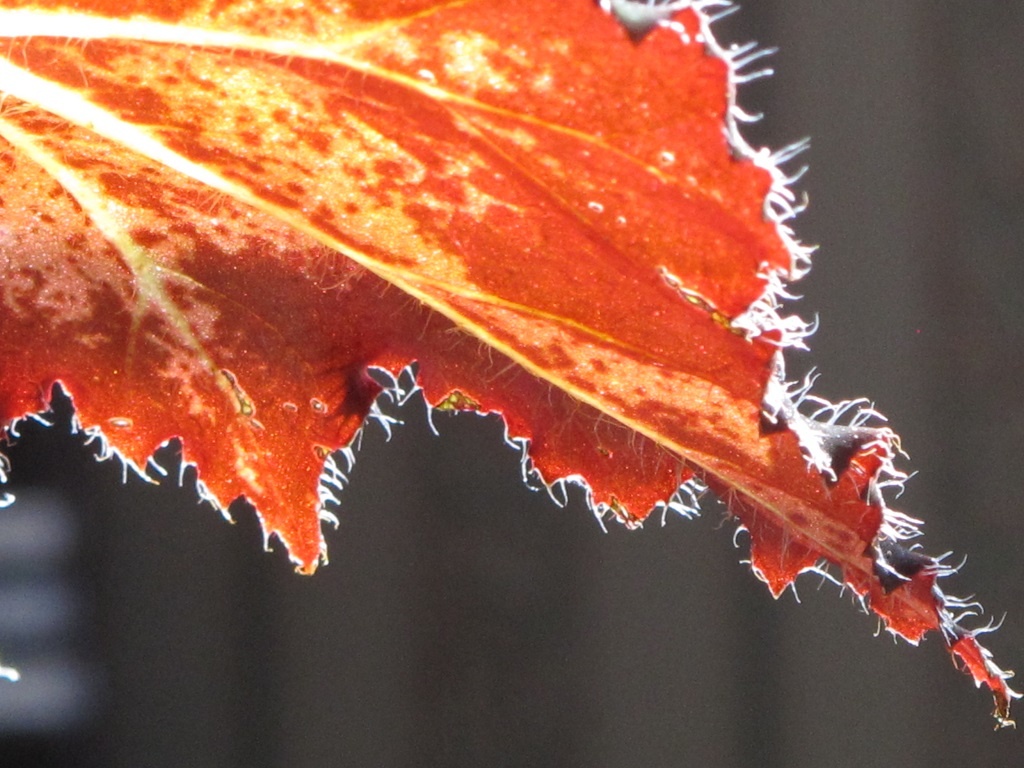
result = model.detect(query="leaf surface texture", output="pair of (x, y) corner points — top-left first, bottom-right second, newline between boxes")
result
(0, 0), (1014, 723)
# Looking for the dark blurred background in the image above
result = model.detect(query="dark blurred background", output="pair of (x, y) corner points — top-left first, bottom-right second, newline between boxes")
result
(2, 1), (1023, 765)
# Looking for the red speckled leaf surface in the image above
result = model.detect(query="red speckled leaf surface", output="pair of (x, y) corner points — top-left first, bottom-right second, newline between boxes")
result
(0, 0), (1015, 723)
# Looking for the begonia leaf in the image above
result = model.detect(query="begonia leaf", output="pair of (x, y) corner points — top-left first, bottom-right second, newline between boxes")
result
(0, 0), (1015, 724)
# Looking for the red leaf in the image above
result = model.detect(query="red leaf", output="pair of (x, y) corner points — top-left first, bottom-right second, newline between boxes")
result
(0, 0), (1016, 724)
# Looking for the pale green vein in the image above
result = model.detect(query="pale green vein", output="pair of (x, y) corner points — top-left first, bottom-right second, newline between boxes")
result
(0, 112), (221, 388)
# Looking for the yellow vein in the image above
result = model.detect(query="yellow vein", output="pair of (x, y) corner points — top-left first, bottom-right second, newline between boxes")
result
(0, 11), (672, 183)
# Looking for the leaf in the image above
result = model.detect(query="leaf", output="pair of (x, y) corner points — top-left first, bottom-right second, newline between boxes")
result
(0, 0), (1016, 723)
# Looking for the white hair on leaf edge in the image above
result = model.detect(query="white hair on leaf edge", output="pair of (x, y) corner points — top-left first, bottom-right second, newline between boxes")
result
(591, 3), (1018, 697)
